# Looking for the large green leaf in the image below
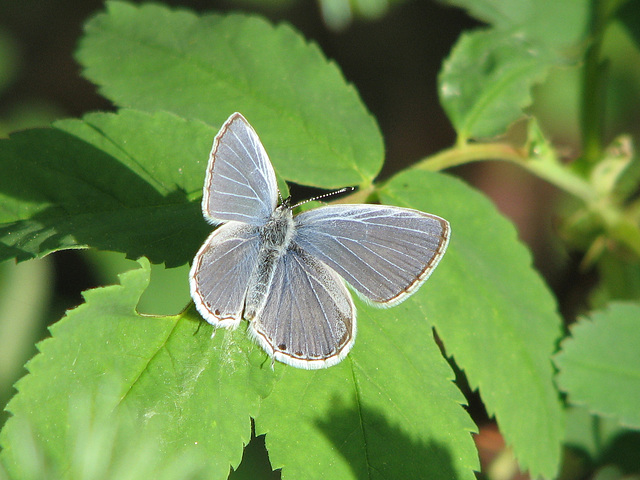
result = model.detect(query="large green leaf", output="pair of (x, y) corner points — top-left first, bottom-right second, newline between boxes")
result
(379, 169), (565, 479)
(1, 164), (564, 479)
(77, 1), (382, 188)
(0, 258), (276, 479)
(256, 298), (479, 480)
(0, 110), (211, 266)
(555, 302), (640, 429)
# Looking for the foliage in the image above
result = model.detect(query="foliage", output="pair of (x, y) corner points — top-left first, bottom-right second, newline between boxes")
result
(1, 1), (639, 479)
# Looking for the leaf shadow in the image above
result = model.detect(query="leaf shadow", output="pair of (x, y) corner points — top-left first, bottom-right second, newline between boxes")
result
(315, 399), (465, 480)
(599, 430), (640, 474)
(0, 128), (210, 267)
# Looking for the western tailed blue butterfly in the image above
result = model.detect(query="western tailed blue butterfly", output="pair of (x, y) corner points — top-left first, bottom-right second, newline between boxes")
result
(189, 113), (450, 369)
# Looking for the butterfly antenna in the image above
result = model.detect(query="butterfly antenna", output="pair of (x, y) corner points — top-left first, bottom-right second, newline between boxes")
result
(291, 187), (355, 209)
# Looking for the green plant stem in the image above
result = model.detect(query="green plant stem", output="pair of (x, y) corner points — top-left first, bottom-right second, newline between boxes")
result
(628, 197), (640, 223)
(526, 157), (597, 204)
(415, 143), (523, 170)
(415, 140), (640, 259)
(414, 143), (596, 203)
(591, 414), (602, 454)
(580, 0), (611, 168)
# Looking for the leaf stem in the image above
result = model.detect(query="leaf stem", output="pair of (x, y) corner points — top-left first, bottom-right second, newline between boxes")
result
(414, 143), (596, 203)
(591, 414), (602, 454)
(415, 142), (523, 170)
(413, 139), (640, 258)
(579, 0), (616, 168)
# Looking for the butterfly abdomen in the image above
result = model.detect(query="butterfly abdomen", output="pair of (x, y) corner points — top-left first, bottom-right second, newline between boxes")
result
(244, 205), (295, 321)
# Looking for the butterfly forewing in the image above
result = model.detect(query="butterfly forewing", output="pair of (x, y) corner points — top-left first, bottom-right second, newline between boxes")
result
(248, 246), (355, 369)
(203, 113), (279, 225)
(294, 204), (450, 305)
(190, 222), (261, 328)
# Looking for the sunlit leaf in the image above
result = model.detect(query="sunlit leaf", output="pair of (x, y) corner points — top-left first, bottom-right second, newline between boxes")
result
(555, 302), (640, 429)
(77, 1), (383, 188)
(0, 259), (276, 479)
(380, 169), (565, 479)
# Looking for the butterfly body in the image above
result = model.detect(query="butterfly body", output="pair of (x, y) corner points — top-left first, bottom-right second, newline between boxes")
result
(245, 203), (295, 321)
(190, 112), (450, 369)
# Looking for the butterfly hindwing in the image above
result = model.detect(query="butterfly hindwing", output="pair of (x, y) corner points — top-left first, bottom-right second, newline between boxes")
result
(190, 222), (260, 328)
(248, 245), (355, 369)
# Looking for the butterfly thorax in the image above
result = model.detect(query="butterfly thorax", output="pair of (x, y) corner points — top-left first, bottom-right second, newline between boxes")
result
(244, 204), (295, 321)
(259, 204), (294, 250)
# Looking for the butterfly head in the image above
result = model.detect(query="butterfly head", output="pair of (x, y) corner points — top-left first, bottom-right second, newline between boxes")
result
(279, 196), (293, 211)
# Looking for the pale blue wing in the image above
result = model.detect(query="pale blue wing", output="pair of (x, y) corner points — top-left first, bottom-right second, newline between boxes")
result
(202, 113), (278, 226)
(189, 221), (260, 328)
(294, 204), (450, 306)
(248, 246), (355, 369)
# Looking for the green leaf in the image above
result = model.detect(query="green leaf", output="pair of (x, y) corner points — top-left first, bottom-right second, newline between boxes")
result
(0, 258), (277, 479)
(76, 1), (382, 188)
(618, 0), (640, 51)
(564, 405), (636, 463)
(437, 0), (591, 141)
(0, 385), (209, 480)
(0, 110), (212, 265)
(0, 257), (53, 424)
(555, 302), (640, 429)
(441, 0), (590, 47)
(83, 250), (192, 316)
(438, 28), (558, 141)
(590, 252), (640, 307)
(379, 169), (565, 479)
(255, 298), (478, 480)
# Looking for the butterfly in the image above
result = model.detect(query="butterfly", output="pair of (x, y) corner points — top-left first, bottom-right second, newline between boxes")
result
(189, 113), (450, 369)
